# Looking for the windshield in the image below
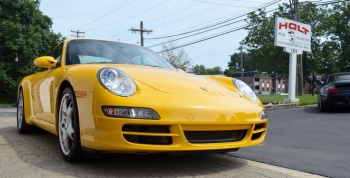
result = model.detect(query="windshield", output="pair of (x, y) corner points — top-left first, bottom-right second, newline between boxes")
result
(65, 39), (176, 70)
(335, 75), (350, 81)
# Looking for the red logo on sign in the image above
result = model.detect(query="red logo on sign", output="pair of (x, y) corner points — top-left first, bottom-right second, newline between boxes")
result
(279, 22), (310, 35)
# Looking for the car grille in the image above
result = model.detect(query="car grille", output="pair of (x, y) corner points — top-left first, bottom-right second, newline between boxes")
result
(183, 130), (246, 143)
(251, 123), (266, 141)
(121, 123), (266, 145)
(122, 125), (173, 145)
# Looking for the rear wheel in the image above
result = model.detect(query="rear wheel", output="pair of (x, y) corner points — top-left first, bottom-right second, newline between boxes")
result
(58, 87), (85, 162)
(318, 98), (329, 112)
(17, 89), (30, 134)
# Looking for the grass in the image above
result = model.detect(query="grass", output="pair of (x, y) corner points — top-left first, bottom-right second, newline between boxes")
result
(257, 94), (318, 106)
(0, 103), (16, 107)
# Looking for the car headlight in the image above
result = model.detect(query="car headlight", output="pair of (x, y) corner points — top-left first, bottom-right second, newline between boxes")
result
(260, 110), (267, 119)
(98, 68), (136, 97)
(232, 78), (257, 101)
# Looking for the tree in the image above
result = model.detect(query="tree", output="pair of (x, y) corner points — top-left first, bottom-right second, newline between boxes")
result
(225, 51), (256, 77)
(327, 2), (350, 72)
(189, 64), (223, 75)
(242, 2), (341, 80)
(243, 7), (290, 80)
(190, 64), (207, 75)
(0, 0), (64, 103)
(159, 40), (192, 71)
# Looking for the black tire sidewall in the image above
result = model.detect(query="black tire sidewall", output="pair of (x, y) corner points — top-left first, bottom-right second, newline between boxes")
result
(59, 87), (84, 162)
(17, 89), (28, 134)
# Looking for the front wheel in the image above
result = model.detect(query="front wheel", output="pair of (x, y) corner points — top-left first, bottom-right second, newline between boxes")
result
(58, 87), (85, 162)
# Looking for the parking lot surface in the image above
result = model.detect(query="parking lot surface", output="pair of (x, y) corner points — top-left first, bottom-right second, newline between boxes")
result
(0, 107), (324, 178)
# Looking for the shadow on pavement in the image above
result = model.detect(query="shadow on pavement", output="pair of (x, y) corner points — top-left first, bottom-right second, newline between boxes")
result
(303, 105), (350, 114)
(0, 124), (246, 177)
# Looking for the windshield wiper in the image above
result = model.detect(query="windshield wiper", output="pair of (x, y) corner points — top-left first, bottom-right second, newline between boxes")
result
(145, 65), (161, 68)
(86, 62), (116, 64)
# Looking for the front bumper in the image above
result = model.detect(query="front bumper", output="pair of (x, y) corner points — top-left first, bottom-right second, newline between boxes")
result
(76, 89), (268, 153)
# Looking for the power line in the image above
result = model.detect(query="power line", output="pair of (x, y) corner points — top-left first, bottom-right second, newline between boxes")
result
(147, 0), (244, 29)
(157, 25), (248, 53)
(75, 0), (136, 30)
(107, 0), (232, 40)
(191, 0), (270, 6)
(311, 0), (348, 6)
(146, 0), (280, 41)
(85, 0), (171, 32)
(147, 18), (247, 48)
(107, 1), (208, 40)
(154, 5), (281, 52)
(108, 0), (277, 41)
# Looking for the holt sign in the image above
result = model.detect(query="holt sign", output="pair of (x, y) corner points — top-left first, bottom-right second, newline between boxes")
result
(274, 17), (311, 52)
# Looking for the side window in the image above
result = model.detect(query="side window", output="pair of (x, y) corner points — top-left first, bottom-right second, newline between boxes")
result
(51, 43), (64, 68)
(323, 76), (329, 84)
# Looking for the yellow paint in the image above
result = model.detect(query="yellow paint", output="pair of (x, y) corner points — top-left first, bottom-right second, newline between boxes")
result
(18, 38), (268, 153)
(34, 56), (57, 68)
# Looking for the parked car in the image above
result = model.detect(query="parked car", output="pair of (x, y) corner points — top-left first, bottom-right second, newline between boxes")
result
(17, 38), (268, 162)
(317, 72), (350, 112)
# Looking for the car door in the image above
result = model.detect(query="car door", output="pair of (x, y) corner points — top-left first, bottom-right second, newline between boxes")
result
(31, 43), (63, 124)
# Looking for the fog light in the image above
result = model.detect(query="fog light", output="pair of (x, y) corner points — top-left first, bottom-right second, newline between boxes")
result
(102, 106), (160, 120)
(260, 110), (267, 120)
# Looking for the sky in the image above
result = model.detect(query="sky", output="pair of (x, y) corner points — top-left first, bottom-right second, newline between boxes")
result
(39, 0), (285, 71)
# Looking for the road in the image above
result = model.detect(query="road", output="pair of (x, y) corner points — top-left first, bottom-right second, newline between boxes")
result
(0, 106), (325, 178)
(228, 106), (350, 178)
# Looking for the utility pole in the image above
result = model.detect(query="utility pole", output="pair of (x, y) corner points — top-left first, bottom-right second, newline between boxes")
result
(71, 30), (85, 38)
(239, 46), (243, 80)
(131, 21), (152, 46)
(294, 0), (304, 96)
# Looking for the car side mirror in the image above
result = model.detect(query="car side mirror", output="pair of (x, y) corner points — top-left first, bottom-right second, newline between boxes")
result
(177, 68), (185, 72)
(34, 56), (57, 68)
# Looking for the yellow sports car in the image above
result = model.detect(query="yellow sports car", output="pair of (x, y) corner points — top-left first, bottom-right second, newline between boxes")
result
(17, 38), (268, 162)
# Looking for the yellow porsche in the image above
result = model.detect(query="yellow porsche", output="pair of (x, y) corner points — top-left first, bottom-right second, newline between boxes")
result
(17, 38), (268, 162)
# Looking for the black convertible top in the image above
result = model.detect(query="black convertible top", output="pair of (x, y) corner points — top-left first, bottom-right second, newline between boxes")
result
(327, 72), (350, 82)
(328, 72), (350, 77)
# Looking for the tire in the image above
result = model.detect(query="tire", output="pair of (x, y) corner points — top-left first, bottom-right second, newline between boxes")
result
(318, 98), (328, 112)
(17, 89), (30, 134)
(58, 87), (85, 162)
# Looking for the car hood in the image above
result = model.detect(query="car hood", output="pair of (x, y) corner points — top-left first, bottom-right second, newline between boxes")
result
(115, 65), (237, 96)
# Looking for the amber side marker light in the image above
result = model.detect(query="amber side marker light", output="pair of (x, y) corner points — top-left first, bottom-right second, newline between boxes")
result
(75, 91), (87, 98)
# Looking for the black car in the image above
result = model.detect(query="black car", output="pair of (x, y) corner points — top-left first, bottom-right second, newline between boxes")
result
(317, 72), (350, 112)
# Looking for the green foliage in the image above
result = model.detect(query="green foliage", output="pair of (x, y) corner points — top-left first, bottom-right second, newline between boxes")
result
(225, 51), (256, 77)
(329, 3), (350, 72)
(257, 94), (317, 106)
(0, 0), (64, 103)
(243, 6), (291, 79)
(242, 2), (350, 79)
(224, 68), (240, 77)
(189, 64), (223, 75)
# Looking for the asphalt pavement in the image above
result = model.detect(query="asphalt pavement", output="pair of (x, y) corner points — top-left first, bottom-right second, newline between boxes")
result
(0, 106), (325, 178)
(228, 106), (350, 178)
